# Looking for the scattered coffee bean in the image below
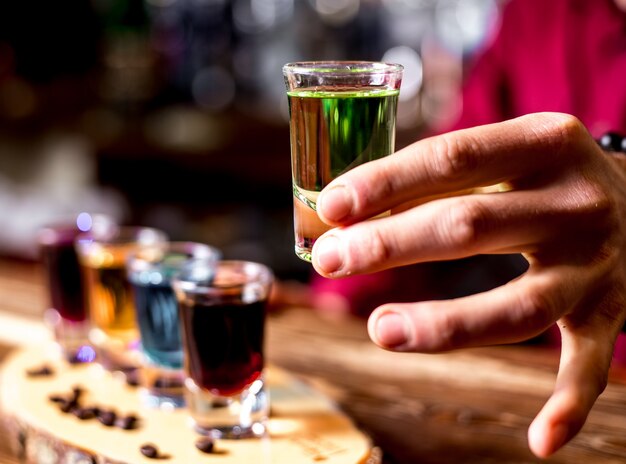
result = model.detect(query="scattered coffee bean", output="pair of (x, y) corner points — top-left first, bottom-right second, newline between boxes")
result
(195, 437), (215, 454)
(66, 347), (96, 364)
(125, 370), (140, 387)
(97, 410), (117, 427)
(48, 394), (66, 404)
(46, 387), (142, 433)
(73, 407), (97, 420)
(154, 377), (183, 389)
(26, 365), (54, 377)
(140, 444), (159, 459)
(116, 414), (139, 430)
(84, 406), (100, 417)
(59, 399), (78, 414)
(71, 386), (84, 400)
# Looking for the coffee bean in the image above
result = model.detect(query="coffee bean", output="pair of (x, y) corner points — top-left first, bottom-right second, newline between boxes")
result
(84, 406), (101, 417)
(154, 377), (183, 389)
(195, 438), (215, 454)
(71, 386), (84, 401)
(26, 365), (54, 377)
(59, 399), (78, 414)
(73, 407), (97, 420)
(67, 353), (83, 364)
(116, 415), (139, 430)
(140, 444), (159, 459)
(48, 394), (66, 404)
(97, 410), (117, 426)
(47, 385), (144, 434)
(125, 370), (140, 387)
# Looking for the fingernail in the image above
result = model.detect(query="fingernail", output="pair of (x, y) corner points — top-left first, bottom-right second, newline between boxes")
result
(319, 185), (353, 222)
(375, 312), (408, 348)
(314, 235), (343, 274)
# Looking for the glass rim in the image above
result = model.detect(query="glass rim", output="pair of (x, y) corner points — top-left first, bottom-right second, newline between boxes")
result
(282, 61), (404, 77)
(76, 225), (168, 247)
(127, 241), (221, 273)
(37, 214), (116, 245)
(172, 260), (274, 293)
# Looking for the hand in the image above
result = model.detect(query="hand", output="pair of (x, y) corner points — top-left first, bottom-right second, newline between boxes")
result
(311, 112), (626, 457)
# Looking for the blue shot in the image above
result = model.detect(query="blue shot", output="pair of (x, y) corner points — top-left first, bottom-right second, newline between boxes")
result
(127, 242), (220, 408)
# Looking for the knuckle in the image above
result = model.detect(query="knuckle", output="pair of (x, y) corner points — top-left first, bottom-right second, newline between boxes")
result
(426, 309), (469, 351)
(523, 113), (588, 163)
(573, 181), (616, 232)
(591, 189), (620, 237)
(350, 226), (392, 268)
(563, 176), (621, 256)
(368, 228), (393, 264)
(441, 199), (490, 250)
(575, 362), (609, 409)
(363, 165), (396, 208)
(430, 134), (479, 183)
(551, 113), (586, 139)
(586, 182), (614, 211)
(592, 368), (609, 396)
(517, 286), (559, 331)
(547, 113), (589, 158)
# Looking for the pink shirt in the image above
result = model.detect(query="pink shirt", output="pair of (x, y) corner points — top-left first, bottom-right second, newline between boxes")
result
(312, 0), (626, 360)
(454, 0), (626, 135)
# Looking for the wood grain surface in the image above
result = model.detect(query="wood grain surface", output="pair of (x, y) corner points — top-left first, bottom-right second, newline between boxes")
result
(267, 309), (626, 464)
(1, 347), (377, 464)
(2, 257), (626, 463)
(0, 341), (21, 464)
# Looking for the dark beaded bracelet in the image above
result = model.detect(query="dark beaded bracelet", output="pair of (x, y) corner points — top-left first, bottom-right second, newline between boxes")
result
(597, 132), (626, 153)
(598, 132), (626, 334)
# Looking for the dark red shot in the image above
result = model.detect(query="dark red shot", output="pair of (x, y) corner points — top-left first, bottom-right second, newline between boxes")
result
(39, 224), (87, 322)
(179, 297), (267, 397)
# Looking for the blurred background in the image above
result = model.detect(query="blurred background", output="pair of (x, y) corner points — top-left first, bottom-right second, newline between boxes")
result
(0, 0), (504, 281)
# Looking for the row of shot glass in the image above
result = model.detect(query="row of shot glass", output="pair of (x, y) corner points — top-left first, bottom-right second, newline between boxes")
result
(38, 214), (273, 438)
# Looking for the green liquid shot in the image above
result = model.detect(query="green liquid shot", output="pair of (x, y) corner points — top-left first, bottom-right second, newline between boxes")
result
(288, 86), (399, 262)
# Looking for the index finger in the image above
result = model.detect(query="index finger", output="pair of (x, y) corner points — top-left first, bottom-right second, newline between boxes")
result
(317, 112), (593, 226)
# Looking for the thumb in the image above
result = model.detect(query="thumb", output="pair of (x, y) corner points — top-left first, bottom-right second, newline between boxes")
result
(528, 327), (614, 458)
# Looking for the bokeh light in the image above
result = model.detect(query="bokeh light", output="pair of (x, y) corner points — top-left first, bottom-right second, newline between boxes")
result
(191, 66), (236, 111)
(233, 0), (294, 34)
(382, 46), (423, 102)
(308, 0), (360, 26)
(435, 0), (498, 54)
(76, 212), (93, 232)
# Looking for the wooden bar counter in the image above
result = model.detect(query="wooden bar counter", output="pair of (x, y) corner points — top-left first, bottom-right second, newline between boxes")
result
(1, 257), (626, 463)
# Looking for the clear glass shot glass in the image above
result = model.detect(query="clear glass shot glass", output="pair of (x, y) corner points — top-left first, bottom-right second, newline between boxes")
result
(173, 260), (274, 439)
(37, 213), (115, 363)
(283, 61), (403, 262)
(127, 242), (221, 409)
(75, 226), (168, 371)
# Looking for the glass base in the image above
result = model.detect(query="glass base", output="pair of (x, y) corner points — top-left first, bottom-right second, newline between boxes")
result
(185, 376), (269, 439)
(45, 309), (93, 363)
(140, 363), (185, 409)
(294, 246), (312, 263)
(90, 328), (142, 372)
(141, 390), (185, 409)
(195, 421), (267, 439)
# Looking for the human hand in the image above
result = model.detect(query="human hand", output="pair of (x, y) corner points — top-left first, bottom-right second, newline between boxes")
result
(310, 112), (626, 457)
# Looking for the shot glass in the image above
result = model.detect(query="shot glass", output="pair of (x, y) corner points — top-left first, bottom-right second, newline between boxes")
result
(75, 226), (168, 371)
(37, 213), (115, 363)
(283, 61), (403, 261)
(127, 242), (221, 408)
(173, 260), (274, 438)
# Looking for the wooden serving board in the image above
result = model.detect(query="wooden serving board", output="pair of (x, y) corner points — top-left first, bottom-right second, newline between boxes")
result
(0, 346), (379, 464)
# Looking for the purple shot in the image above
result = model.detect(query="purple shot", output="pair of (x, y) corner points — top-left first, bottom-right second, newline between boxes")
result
(39, 224), (88, 323)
